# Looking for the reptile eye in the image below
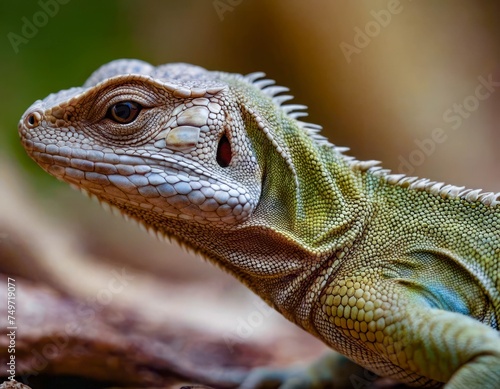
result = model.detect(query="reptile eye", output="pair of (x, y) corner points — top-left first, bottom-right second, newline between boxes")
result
(107, 101), (141, 124)
(216, 134), (232, 167)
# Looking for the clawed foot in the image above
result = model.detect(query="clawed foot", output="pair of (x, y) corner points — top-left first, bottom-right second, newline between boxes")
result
(239, 353), (378, 389)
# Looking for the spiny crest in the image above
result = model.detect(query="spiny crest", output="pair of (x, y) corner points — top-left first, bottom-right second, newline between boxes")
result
(244, 72), (331, 143)
(244, 71), (351, 166)
(351, 160), (500, 207)
(244, 72), (499, 208)
(243, 71), (352, 189)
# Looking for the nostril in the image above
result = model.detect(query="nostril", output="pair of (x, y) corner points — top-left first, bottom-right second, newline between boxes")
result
(25, 111), (42, 128)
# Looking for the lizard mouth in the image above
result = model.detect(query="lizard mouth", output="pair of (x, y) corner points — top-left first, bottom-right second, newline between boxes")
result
(19, 128), (255, 227)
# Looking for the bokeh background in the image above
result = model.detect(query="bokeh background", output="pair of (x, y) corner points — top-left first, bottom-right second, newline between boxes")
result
(0, 0), (499, 378)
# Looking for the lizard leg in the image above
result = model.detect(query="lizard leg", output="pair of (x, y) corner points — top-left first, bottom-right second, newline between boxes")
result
(239, 352), (378, 389)
(318, 275), (500, 387)
(351, 306), (500, 388)
(420, 311), (500, 389)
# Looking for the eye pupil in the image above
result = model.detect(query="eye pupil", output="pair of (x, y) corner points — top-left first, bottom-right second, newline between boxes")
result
(28, 114), (35, 125)
(107, 101), (141, 123)
(216, 134), (232, 167)
(114, 103), (132, 119)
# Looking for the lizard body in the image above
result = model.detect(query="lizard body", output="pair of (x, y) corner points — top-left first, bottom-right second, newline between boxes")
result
(19, 59), (500, 388)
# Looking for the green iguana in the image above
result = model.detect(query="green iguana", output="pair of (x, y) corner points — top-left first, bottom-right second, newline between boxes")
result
(18, 59), (500, 388)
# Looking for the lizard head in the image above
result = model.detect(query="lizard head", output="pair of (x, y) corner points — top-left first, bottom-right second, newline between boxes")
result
(19, 59), (268, 228)
(18, 59), (368, 306)
(19, 59), (358, 288)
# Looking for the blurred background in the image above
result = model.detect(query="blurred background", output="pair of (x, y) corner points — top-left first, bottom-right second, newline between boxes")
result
(0, 0), (499, 381)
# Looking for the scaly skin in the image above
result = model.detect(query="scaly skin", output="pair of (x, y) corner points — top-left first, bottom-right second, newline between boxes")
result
(19, 59), (500, 388)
